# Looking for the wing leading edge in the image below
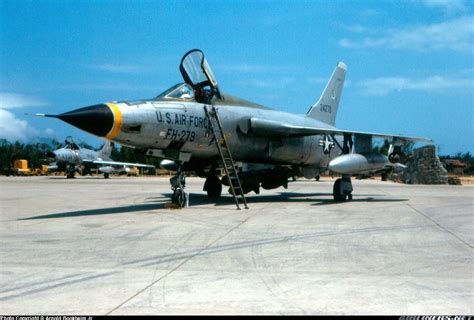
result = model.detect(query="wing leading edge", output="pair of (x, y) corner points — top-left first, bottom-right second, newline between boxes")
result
(83, 159), (155, 168)
(238, 118), (432, 142)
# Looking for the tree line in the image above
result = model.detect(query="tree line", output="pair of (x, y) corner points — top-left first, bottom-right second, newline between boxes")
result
(0, 139), (162, 172)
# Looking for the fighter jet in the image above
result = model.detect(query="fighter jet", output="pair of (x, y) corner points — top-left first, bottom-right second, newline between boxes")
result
(35, 49), (431, 207)
(45, 136), (155, 178)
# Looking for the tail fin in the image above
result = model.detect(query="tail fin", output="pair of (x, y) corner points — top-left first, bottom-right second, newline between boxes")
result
(306, 62), (347, 126)
(99, 141), (113, 157)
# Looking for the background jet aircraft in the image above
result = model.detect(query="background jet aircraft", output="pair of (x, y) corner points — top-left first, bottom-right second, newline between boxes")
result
(36, 49), (431, 207)
(45, 136), (155, 178)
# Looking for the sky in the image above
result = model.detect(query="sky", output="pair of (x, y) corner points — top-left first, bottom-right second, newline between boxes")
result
(0, 0), (473, 155)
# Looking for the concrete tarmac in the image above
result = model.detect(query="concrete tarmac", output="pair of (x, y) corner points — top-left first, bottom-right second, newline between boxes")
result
(0, 176), (472, 315)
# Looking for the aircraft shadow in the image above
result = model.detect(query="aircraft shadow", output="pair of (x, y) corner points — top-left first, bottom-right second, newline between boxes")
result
(187, 192), (331, 206)
(184, 192), (407, 206)
(45, 176), (116, 180)
(19, 191), (407, 220)
(310, 197), (407, 206)
(19, 203), (166, 220)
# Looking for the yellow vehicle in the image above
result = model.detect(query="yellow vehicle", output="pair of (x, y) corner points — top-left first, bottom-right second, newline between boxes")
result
(12, 159), (31, 176)
(30, 165), (49, 176)
(41, 164), (49, 175)
(127, 166), (140, 177)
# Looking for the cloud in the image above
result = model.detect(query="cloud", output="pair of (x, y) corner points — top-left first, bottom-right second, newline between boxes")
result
(421, 0), (467, 14)
(341, 24), (368, 33)
(0, 92), (53, 142)
(0, 109), (55, 143)
(306, 77), (328, 85)
(339, 16), (474, 52)
(237, 77), (296, 89)
(0, 109), (38, 142)
(217, 63), (296, 74)
(60, 83), (163, 93)
(88, 64), (146, 74)
(358, 75), (473, 96)
(0, 93), (48, 109)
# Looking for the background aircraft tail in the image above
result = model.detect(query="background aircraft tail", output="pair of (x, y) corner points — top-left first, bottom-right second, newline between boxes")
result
(99, 141), (113, 158)
(306, 62), (347, 126)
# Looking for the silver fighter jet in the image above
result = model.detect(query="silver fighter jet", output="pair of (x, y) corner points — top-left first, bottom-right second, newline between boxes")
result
(45, 136), (155, 178)
(36, 49), (431, 207)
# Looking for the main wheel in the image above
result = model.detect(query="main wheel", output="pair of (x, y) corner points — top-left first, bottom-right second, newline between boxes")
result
(333, 178), (347, 202)
(205, 175), (222, 198)
(172, 187), (187, 208)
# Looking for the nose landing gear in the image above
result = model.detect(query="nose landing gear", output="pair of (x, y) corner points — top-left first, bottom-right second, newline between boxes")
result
(66, 164), (76, 179)
(170, 165), (187, 208)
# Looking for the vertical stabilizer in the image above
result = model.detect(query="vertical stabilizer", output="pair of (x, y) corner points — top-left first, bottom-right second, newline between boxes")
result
(306, 62), (347, 126)
(99, 141), (113, 158)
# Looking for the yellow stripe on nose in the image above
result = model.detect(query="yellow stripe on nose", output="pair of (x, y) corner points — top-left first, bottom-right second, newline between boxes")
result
(105, 102), (123, 140)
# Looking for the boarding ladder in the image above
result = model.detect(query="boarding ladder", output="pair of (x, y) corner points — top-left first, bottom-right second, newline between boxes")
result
(204, 105), (248, 210)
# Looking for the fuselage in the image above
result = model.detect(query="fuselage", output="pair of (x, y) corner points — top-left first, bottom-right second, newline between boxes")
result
(51, 148), (102, 166)
(105, 95), (340, 172)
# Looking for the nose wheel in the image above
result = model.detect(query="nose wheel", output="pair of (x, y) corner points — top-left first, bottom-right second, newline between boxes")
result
(66, 165), (76, 179)
(171, 186), (187, 208)
(170, 165), (187, 208)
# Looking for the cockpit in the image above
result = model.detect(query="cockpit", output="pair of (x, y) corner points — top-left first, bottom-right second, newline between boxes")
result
(64, 136), (80, 150)
(152, 50), (267, 109)
(155, 83), (195, 101)
(154, 49), (222, 104)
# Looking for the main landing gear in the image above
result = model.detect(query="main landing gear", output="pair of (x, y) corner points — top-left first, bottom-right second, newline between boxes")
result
(170, 165), (187, 208)
(204, 175), (222, 198)
(333, 175), (353, 201)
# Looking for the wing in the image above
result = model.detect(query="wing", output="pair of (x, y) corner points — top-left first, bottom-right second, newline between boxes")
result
(83, 159), (155, 168)
(239, 118), (432, 142)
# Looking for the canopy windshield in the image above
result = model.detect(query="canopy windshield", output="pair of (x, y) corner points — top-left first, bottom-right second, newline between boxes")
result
(155, 83), (195, 101)
(179, 49), (221, 100)
(64, 136), (79, 150)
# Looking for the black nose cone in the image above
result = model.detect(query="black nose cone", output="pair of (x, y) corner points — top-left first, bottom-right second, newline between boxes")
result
(56, 104), (114, 137)
(45, 151), (56, 159)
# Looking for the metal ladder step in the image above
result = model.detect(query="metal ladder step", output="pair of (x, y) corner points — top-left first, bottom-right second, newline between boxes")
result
(204, 105), (248, 210)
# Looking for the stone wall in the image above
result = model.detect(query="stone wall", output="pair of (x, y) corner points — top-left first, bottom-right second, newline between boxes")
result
(390, 145), (448, 184)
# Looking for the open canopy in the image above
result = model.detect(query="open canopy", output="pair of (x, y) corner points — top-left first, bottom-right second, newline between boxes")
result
(64, 136), (80, 150)
(179, 49), (221, 100)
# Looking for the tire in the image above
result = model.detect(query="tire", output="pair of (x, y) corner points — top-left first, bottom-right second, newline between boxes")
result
(205, 175), (222, 198)
(173, 188), (187, 208)
(333, 178), (346, 202)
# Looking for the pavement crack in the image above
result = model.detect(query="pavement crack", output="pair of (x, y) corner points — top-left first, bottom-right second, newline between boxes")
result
(106, 213), (254, 315)
(406, 203), (473, 249)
